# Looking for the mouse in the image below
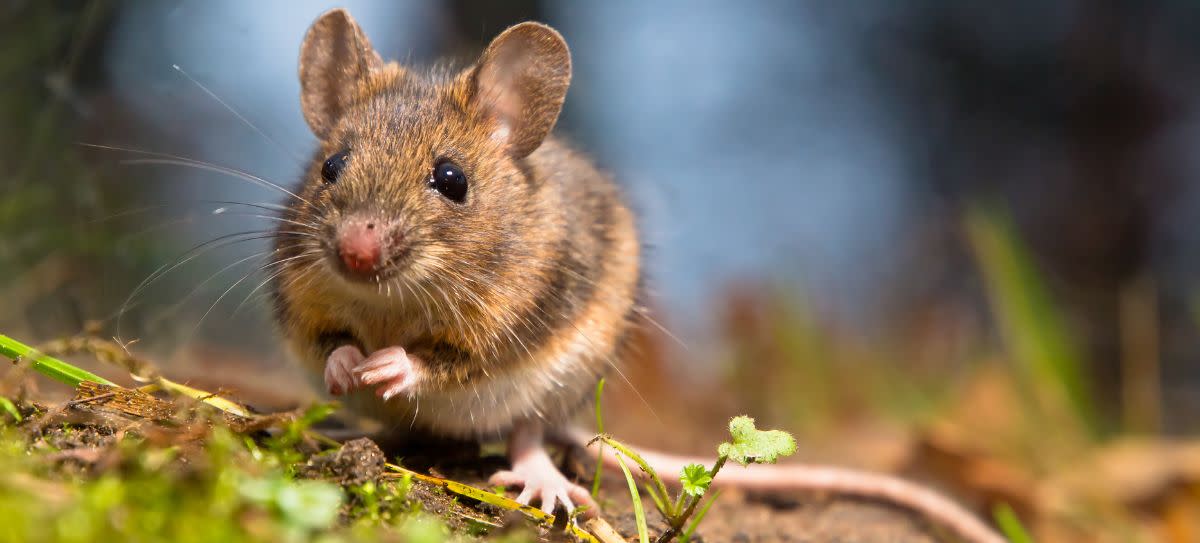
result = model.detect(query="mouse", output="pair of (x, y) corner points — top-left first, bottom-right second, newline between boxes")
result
(270, 9), (1003, 543)
(272, 7), (635, 515)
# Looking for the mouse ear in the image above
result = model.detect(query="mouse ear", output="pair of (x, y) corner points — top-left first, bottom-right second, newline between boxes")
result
(470, 22), (571, 159)
(299, 8), (383, 139)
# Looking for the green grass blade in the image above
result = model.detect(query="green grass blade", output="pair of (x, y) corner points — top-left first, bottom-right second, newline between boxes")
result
(0, 334), (116, 386)
(601, 436), (673, 510)
(615, 455), (650, 543)
(680, 489), (721, 543)
(965, 204), (1097, 436)
(642, 481), (669, 518)
(0, 396), (21, 422)
(671, 492), (687, 519)
(993, 503), (1034, 543)
(591, 377), (606, 498)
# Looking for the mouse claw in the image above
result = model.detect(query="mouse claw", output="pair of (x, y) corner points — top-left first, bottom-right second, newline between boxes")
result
(354, 346), (420, 401)
(325, 345), (365, 395)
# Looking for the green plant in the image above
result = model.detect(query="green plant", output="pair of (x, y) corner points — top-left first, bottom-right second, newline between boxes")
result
(993, 503), (1035, 543)
(0, 334), (115, 386)
(595, 414), (796, 543)
(965, 203), (1097, 438)
(0, 396), (21, 422)
(591, 377), (606, 497)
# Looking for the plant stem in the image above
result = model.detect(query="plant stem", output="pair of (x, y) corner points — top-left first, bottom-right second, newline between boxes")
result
(591, 378), (606, 497)
(680, 490), (722, 543)
(600, 436), (674, 515)
(673, 456), (728, 531)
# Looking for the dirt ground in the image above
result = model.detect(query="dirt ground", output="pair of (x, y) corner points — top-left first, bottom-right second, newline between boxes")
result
(11, 347), (971, 542)
(319, 428), (955, 543)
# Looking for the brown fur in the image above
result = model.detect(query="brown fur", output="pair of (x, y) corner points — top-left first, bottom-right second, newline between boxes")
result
(271, 9), (640, 438)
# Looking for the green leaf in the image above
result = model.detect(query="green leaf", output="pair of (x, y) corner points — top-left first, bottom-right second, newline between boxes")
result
(279, 402), (339, 444)
(239, 476), (344, 530)
(680, 463), (713, 497)
(0, 397), (20, 422)
(401, 514), (451, 543)
(275, 480), (343, 529)
(717, 416), (797, 466)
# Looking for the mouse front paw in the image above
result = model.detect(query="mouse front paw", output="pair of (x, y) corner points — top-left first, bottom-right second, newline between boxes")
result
(325, 344), (366, 395)
(354, 346), (422, 401)
(489, 452), (596, 516)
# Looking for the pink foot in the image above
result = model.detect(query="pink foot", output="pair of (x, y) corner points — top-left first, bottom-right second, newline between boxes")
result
(354, 346), (421, 401)
(489, 420), (596, 516)
(324, 345), (365, 395)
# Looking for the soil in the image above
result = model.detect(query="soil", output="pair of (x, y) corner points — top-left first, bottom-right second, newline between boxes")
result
(299, 437), (387, 486)
(11, 395), (959, 543)
(4, 341), (967, 543)
(354, 431), (951, 543)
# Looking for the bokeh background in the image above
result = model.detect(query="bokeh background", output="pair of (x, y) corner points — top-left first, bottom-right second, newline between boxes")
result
(5, 1), (1200, 540)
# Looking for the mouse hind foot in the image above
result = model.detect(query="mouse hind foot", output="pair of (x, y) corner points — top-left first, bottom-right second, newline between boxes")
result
(490, 419), (596, 516)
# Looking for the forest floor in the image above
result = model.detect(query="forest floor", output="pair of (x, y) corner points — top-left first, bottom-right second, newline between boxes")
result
(0, 333), (972, 543)
(0, 395), (951, 543)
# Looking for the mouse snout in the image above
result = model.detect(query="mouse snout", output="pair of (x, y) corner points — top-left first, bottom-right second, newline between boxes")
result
(336, 219), (387, 276)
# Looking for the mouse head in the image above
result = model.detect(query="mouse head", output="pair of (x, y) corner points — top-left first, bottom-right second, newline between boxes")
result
(286, 8), (570, 293)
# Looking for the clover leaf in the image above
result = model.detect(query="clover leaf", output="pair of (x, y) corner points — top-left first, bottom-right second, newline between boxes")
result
(680, 463), (713, 497)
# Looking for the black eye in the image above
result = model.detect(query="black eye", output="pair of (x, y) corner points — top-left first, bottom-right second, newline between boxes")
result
(430, 159), (468, 202)
(321, 150), (350, 184)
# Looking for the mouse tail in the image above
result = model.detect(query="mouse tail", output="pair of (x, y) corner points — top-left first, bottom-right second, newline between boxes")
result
(561, 427), (1005, 543)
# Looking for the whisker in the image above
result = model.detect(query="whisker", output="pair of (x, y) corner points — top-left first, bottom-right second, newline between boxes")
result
(123, 157), (311, 207)
(150, 249), (272, 323)
(554, 264), (690, 353)
(77, 142), (312, 207)
(117, 215), (198, 245)
(116, 230), (279, 339)
(208, 209), (320, 231)
(195, 199), (291, 213)
(88, 199), (291, 231)
(86, 203), (169, 224)
(420, 247), (665, 424)
(439, 237), (690, 353)
(230, 250), (321, 318)
(188, 250), (318, 341)
(172, 64), (304, 164)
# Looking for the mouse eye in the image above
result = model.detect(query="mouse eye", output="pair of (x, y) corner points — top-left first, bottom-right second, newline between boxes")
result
(430, 159), (468, 202)
(321, 149), (350, 184)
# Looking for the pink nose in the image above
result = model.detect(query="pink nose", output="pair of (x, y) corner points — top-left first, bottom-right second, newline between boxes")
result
(338, 221), (382, 275)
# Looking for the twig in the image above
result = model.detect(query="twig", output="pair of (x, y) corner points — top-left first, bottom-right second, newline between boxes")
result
(66, 392), (116, 407)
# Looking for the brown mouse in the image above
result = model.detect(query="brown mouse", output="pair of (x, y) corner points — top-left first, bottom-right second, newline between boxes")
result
(271, 9), (1002, 543)
(271, 8), (638, 514)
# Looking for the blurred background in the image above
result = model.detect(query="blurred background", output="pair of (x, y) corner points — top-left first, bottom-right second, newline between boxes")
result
(4, 1), (1200, 540)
